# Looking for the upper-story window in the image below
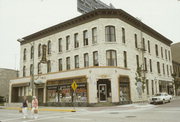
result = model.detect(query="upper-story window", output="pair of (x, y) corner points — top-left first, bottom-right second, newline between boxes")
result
(58, 38), (62, 52)
(23, 66), (26, 77)
(92, 27), (97, 44)
(30, 64), (33, 76)
(167, 65), (169, 76)
(83, 30), (88, 46)
(157, 62), (160, 74)
(30, 46), (34, 59)
(148, 40), (150, 53)
(58, 59), (62, 71)
(122, 27), (126, 43)
(163, 63), (165, 75)
(74, 55), (79, 68)
(23, 48), (27, 61)
(74, 33), (79, 48)
(165, 49), (167, 60)
(47, 60), (51, 73)
(161, 47), (163, 59)
(134, 34), (138, 48)
(105, 26), (116, 42)
(37, 63), (41, 74)
(84, 53), (89, 67)
(106, 50), (117, 66)
(168, 50), (171, 61)
(66, 57), (70, 70)
(66, 36), (70, 50)
(93, 51), (99, 66)
(142, 38), (145, 50)
(38, 44), (41, 57)
(136, 55), (139, 69)
(144, 57), (147, 71)
(47, 41), (51, 54)
(149, 59), (152, 72)
(155, 44), (158, 57)
(123, 51), (127, 68)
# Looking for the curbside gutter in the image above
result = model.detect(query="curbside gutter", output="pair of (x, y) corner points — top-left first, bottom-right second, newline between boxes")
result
(0, 107), (76, 112)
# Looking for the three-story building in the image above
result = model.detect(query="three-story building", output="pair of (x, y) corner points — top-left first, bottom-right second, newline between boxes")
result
(9, 9), (173, 106)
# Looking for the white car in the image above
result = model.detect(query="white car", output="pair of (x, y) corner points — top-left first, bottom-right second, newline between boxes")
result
(150, 93), (172, 104)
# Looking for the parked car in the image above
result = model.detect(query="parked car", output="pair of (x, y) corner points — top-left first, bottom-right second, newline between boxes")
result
(0, 96), (6, 103)
(149, 93), (172, 104)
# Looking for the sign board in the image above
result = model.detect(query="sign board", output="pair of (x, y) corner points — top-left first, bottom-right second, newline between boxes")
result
(77, 0), (115, 14)
(71, 81), (78, 91)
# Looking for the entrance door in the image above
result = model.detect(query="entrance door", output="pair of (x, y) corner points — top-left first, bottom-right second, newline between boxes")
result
(99, 84), (107, 102)
(38, 88), (43, 104)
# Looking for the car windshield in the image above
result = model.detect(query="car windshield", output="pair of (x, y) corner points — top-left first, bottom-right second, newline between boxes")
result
(155, 94), (162, 96)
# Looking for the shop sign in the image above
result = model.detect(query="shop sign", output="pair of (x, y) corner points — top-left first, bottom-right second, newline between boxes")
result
(47, 86), (58, 90)
(71, 81), (78, 91)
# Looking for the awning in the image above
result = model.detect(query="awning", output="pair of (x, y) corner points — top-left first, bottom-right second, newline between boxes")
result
(12, 83), (30, 87)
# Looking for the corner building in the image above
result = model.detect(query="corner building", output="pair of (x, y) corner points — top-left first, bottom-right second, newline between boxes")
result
(10, 9), (174, 106)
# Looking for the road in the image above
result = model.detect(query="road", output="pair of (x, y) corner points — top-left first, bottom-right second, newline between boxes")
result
(0, 98), (180, 122)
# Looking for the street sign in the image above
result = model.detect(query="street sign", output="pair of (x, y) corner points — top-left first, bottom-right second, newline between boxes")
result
(71, 81), (78, 91)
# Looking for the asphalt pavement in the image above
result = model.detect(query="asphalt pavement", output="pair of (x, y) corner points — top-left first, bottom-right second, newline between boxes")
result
(0, 97), (180, 122)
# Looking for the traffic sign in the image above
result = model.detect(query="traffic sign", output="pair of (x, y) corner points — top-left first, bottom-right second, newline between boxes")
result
(71, 81), (78, 91)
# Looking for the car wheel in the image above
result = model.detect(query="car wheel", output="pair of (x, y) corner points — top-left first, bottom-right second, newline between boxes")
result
(162, 100), (165, 104)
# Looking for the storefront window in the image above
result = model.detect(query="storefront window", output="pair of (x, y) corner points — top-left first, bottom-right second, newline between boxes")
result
(47, 79), (87, 103)
(47, 86), (58, 102)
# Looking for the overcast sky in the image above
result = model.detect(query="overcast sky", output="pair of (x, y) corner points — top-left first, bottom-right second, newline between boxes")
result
(0, 0), (180, 70)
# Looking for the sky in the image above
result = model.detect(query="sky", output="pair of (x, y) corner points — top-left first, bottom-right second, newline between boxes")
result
(0, 0), (180, 70)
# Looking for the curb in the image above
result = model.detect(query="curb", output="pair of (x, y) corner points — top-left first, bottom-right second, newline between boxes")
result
(2, 107), (76, 112)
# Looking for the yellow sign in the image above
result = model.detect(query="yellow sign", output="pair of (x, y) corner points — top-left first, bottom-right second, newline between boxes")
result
(71, 81), (78, 91)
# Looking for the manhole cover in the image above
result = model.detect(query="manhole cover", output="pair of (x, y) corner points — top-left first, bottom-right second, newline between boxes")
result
(126, 116), (136, 118)
(109, 112), (119, 114)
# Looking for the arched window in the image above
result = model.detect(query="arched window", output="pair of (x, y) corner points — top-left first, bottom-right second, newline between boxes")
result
(31, 46), (34, 59)
(23, 66), (26, 77)
(47, 60), (51, 73)
(23, 48), (26, 61)
(48, 41), (51, 54)
(38, 44), (41, 57)
(38, 63), (41, 74)
(30, 64), (33, 76)
(105, 26), (116, 42)
(106, 50), (117, 66)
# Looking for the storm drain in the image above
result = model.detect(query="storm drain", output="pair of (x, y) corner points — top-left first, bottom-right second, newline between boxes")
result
(126, 116), (136, 118)
(109, 112), (119, 114)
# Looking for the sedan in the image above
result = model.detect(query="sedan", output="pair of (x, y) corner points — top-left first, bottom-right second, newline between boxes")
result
(149, 93), (172, 104)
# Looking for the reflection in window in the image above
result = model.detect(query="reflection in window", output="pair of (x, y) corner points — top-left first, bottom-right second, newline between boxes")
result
(59, 38), (62, 52)
(31, 46), (34, 59)
(74, 33), (79, 48)
(66, 57), (70, 70)
(38, 44), (41, 57)
(59, 59), (62, 71)
(48, 41), (51, 54)
(93, 51), (99, 66)
(47, 60), (51, 73)
(83, 30), (88, 46)
(106, 50), (117, 66)
(92, 27), (97, 44)
(23, 48), (26, 61)
(105, 26), (116, 42)
(84, 53), (89, 67)
(75, 55), (79, 68)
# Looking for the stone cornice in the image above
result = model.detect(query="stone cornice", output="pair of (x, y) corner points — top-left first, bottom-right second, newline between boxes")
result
(20, 9), (172, 46)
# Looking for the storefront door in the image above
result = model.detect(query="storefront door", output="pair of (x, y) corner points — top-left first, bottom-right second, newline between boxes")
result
(99, 84), (107, 102)
(119, 76), (131, 104)
(38, 88), (43, 104)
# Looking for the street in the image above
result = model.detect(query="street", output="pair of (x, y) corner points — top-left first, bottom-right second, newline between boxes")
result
(0, 98), (180, 122)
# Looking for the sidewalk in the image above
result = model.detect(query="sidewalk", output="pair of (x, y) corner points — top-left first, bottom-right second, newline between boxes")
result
(0, 103), (155, 113)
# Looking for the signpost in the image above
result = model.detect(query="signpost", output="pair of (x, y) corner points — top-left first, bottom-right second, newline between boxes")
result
(71, 81), (78, 112)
